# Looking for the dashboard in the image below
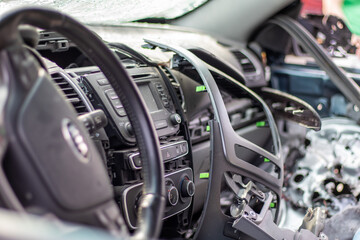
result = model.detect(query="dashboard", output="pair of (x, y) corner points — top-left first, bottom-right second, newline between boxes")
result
(30, 25), (274, 236)
(2, 4), (360, 239)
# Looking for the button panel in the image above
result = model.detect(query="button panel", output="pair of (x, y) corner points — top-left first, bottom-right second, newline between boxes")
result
(128, 140), (188, 170)
(105, 89), (127, 117)
(156, 83), (170, 108)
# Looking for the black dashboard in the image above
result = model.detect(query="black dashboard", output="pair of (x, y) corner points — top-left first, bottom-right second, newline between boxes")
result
(33, 27), (273, 235)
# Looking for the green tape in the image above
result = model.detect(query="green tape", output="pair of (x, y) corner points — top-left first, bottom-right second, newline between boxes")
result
(270, 202), (276, 208)
(200, 172), (209, 179)
(256, 121), (266, 127)
(206, 125), (211, 132)
(196, 85), (206, 92)
(264, 157), (270, 163)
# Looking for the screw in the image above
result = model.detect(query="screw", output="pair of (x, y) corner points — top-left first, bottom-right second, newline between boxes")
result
(249, 211), (257, 220)
(320, 233), (327, 239)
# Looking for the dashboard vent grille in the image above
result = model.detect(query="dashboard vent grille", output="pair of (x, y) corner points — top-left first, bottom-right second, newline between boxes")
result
(51, 73), (88, 115)
(232, 50), (256, 73)
(160, 66), (185, 112)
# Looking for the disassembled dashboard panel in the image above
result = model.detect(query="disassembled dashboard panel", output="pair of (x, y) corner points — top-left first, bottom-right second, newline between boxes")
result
(259, 87), (321, 131)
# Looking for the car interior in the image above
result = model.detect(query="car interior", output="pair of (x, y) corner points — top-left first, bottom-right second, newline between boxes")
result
(0, 0), (360, 239)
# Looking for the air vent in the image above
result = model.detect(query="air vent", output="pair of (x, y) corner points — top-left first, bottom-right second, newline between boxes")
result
(232, 50), (256, 73)
(50, 73), (88, 115)
(160, 66), (186, 112)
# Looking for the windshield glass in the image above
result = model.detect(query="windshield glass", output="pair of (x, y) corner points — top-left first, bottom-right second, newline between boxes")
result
(0, 0), (207, 24)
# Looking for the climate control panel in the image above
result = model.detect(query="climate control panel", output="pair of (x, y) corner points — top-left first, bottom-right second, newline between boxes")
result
(121, 168), (194, 229)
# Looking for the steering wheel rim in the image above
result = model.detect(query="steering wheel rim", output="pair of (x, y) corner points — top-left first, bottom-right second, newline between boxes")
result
(0, 7), (164, 239)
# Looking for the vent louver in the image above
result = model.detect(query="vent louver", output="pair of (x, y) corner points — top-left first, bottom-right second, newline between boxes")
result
(50, 73), (88, 115)
(160, 66), (185, 112)
(232, 50), (256, 73)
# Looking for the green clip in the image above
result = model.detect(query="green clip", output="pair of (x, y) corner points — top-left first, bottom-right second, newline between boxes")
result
(196, 85), (206, 92)
(270, 202), (276, 208)
(264, 157), (270, 163)
(206, 125), (211, 132)
(256, 121), (266, 127)
(200, 172), (209, 179)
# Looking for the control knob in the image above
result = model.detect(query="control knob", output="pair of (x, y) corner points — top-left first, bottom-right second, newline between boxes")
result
(166, 181), (179, 206)
(181, 177), (195, 197)
(125, 122), (134, 136)
(170, 113), (182, 125)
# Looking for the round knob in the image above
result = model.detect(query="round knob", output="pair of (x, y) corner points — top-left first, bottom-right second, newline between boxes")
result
(166, 183), (179, 206)
(181, 178), (195, 197)
(125, 122), (134, 136)
(170, 113), (182, 125)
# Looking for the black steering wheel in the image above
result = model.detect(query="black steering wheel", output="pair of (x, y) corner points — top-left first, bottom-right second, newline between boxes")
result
(0, 7), (164, 239)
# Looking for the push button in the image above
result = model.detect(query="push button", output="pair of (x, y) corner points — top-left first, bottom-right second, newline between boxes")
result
(132, 155), (142, 168)
(111, 99), (123, 109)
(162, 99), (169, 108)
(115, 107), (126, 117)
(105, 89), (118, 100)
(162, 150), (172, 161)
(179, 142), (188, 154)
(97, 79), (109, 86)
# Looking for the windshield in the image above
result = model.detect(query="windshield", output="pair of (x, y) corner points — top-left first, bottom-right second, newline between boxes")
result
(0, 0), (208, 24)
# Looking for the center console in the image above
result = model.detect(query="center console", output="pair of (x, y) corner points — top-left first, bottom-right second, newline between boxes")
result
(38, 30), (194, 230)
(74, 58), (194, 230)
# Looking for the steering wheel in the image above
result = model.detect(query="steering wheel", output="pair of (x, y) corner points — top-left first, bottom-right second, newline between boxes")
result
(0, 7), (164, 239)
